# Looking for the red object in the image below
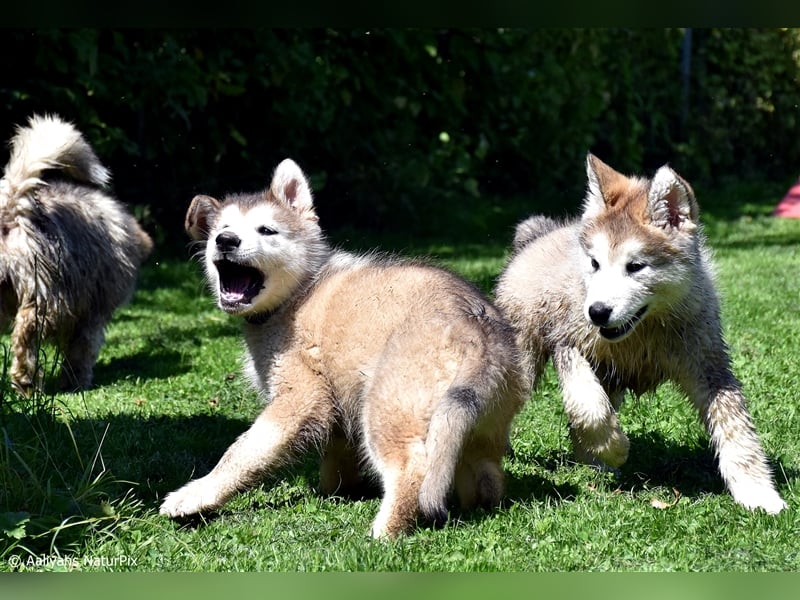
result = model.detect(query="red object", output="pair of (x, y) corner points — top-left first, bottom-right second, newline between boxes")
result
(773, 182), (800, 218)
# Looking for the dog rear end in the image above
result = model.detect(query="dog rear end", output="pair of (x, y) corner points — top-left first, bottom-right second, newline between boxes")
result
(361, 270), (527, 532)
(290, 259), (528, 537)
(0, 114), (152, 391)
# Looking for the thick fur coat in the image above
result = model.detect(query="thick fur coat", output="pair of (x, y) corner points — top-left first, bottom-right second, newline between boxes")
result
(494, 154), (786, 514)
(0, 114), (152, 392)
(160, 159), (527, 537)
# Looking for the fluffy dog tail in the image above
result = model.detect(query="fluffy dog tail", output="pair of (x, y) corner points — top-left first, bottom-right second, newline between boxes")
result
(1, 114), (110, 203)
(512, 215), (560, 252)
(417, 385), (480, 525)
(417, 303), (519, 526)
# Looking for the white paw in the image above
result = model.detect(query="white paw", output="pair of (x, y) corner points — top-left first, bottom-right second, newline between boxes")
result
(587, 429), (630, 468)
(730, 482), (787, 515)
(370, 513), (390, 539)
(159, 479), (221, 518)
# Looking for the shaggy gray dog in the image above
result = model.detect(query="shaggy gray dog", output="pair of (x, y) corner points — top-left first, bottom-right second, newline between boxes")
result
(0, 114), (152, 393)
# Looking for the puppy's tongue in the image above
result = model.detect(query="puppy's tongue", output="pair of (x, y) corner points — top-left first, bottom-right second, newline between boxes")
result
(224, 274), (254, 298)
(215, 260), (265, 308)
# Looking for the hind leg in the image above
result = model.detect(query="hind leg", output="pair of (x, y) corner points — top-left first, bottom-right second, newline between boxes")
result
(362, 404), (429, 538)
(453, 383), (523, 512)
(9, 304), (46, 395)
(59, 317), (107, 391)
(454, 436), (506, 512)
(369, 458), (427, 539)
(553, 345), (629, 468)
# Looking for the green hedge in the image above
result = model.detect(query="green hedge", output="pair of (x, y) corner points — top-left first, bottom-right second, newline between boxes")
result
(2, 29), (799, 246)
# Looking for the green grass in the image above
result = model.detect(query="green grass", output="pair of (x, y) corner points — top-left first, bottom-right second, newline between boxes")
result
(1, 178), (799, 571)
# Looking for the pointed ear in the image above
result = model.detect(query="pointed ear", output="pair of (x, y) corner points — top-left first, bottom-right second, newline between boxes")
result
(185, 194), (221, 241)
(582, 153), (623, 220)
(269, 158), (316, 220)
(647, 166), (699, 231)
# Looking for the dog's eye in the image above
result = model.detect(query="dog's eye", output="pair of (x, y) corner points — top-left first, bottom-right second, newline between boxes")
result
(257, 226), (277, 236)
(590, 257), (600, 271)
(626, 262), (646, 274)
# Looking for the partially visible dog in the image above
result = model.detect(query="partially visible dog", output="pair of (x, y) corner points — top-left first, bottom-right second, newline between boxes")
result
(494, 154), (786, 514)
(0, 114), (153, 393)
(159, 158), (527, 538)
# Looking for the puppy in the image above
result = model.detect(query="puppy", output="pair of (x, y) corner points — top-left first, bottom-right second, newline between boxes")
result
(160, 158), (527, 537)
(0, 114), (152, 393)
(494, 154), (786, 514)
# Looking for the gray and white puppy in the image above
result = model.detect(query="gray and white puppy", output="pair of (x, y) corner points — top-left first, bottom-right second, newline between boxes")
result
(495, 154), (786, 514)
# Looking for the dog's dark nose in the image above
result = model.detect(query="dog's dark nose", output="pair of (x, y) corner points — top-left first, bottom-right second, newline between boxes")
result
(588, 303), (613, 326)
(215, 231), (241, 253)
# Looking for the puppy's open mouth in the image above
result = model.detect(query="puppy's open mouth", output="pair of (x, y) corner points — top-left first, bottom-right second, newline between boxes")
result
(599, 305), (648, 341)
(214, 259), (265, 310)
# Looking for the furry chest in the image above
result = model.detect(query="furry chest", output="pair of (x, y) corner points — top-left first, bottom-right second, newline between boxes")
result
(595, 359), (666, 395)
(590, 332), (676, 395)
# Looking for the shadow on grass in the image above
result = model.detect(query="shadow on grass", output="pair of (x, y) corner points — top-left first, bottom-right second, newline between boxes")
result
(701, 220), (800, 251)
(93, 348), (188, 385)
(8, 404), (793, 552)
(575, 429), (795, 502)
(91, 316), (239, 386)
(60, 412), (252, 505)
(52, 410), (586, 535)
(504, 468), (582, 507)
(500, 427), (795, 511)
(618, 431), (725, 497)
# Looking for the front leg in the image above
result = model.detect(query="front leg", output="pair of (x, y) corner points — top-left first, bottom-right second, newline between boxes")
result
(552, 345), (629, 468)
(684, 368), (786, 514)
(160, 376), (334, 518)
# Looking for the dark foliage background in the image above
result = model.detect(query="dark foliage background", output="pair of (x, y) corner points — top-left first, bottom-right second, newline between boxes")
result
(2, 28), (799, 251)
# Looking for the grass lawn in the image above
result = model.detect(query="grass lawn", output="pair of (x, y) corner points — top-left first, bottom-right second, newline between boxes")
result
(1, 178), (799, 571)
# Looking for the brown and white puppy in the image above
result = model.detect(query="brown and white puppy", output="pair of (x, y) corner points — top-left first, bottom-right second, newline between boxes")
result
(160, 158), (527, 538)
